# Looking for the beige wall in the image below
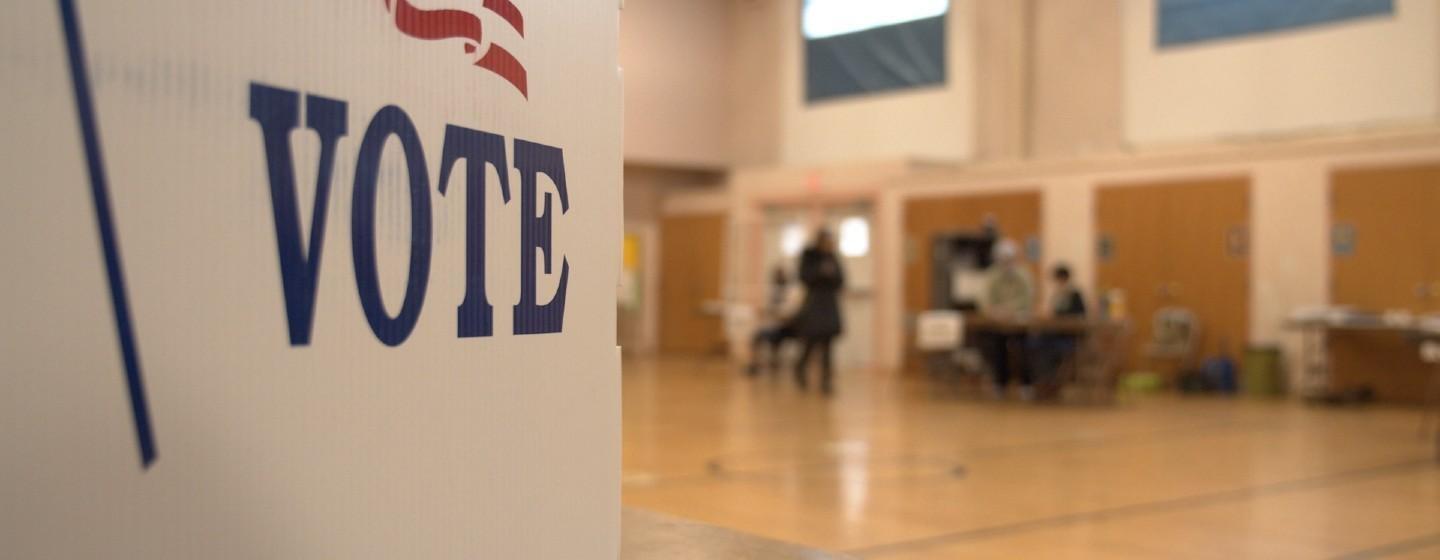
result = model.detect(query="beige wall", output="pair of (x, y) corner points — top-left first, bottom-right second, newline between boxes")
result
(625, 0), (1440, 166)
(728, 0), (786, 167)
(971, 0), (1029, 161)
(621, 0), (733, 167)
(725, 0), (1091, 166)
(1122, 0), (1440, 146)
(620, 166), (725, 354)
(1031, 0), (1123, 159)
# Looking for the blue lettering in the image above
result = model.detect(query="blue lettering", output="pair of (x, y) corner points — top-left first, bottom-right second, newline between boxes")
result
(352, 106), (433, 347)
(253, 85), (572, 345)
(249, 83), (348, 346)
(438, 125), (512, 338)
(513, 140), (569, 335)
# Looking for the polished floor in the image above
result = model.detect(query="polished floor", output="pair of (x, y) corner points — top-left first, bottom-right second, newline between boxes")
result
(621, 356), (1440, 559)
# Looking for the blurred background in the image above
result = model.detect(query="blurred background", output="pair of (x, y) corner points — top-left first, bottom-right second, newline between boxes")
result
(615, 0), (1440, 557)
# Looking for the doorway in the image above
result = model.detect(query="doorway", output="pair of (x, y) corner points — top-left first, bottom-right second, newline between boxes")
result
(659, 212), (727, 354)
(1328, 163), (1440, 401)
(901, 191), (1042, 371)
(1096, 177), (1250, 375)
(757, 201), (875, 370)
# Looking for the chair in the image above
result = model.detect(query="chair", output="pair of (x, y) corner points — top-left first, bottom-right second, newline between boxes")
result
(915, 310), (964, 379)
(1064, 320), (1129, 404)
(1420, 339), (1440, 461)
(1147, 307), (1200, 373)
(688, 300), (746, 366)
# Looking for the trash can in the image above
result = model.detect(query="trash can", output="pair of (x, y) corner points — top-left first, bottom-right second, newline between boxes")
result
(1243, 345), (1284, 397)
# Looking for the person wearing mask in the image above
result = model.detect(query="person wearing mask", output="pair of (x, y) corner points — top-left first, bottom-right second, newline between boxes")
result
(982, 238), (1034, 399)
(794, 230), (844, 395)
(1029, 264), (1087, 391)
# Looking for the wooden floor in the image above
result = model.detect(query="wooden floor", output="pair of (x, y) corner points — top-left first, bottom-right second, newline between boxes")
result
(621, 356), (1440, 559)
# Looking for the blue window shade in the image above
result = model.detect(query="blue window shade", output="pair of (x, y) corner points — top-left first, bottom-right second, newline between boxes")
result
(805, 15), (946, 103)
(1158, 0), (1394, 48)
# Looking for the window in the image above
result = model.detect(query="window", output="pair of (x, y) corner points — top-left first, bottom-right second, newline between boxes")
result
(838, 216), (870, 258)
(781, 223), (808, 258)
(802, 0), (948, 39)
(803, 0), (948, 102)
(1157, 0), (1394, 48)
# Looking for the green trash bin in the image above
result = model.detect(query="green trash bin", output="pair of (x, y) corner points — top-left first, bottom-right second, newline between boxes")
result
(1243, 345), (1284, 397)
(1120, 371), (1164, 394)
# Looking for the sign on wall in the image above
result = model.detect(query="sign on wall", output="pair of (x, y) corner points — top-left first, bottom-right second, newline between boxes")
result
(1, 1), (621, 558)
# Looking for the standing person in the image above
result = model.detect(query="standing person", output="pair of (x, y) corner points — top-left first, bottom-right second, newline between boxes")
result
(794, 230), (845, 395)
(982, 238), (1035, 399)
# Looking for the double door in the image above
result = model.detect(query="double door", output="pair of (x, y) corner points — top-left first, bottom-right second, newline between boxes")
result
(759, 203), (876, 370)
(1329, 164), (1440, 401)
(902, 191), (1041, 371)
(1096, 178), (1250, 373)
(1332, 164), (1440, 313)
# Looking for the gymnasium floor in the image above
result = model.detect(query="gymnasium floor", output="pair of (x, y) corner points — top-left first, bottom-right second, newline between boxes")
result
(620, 357), (1440, 559)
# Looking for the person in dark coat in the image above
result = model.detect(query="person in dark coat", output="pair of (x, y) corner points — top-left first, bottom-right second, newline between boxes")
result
(1028, 264), (1087, 393)
(793, 230), (844, 394)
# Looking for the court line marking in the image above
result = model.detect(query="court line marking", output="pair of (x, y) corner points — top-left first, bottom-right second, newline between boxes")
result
(1332, 532), (1440, 560)
(845, 458), (1434, 558)
(625, 419), (1282, 488)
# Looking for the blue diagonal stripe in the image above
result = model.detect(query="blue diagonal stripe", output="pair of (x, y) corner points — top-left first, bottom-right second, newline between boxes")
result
(57, 0), (158, 469)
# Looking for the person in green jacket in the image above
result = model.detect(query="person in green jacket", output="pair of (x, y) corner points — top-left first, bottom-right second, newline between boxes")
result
(982, 238), (1035, 399)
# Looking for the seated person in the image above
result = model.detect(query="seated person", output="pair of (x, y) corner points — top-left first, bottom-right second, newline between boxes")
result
(746, 266), (801, 375)
(1029, 264), (1087, 387)
(980, 239), (1034, 399)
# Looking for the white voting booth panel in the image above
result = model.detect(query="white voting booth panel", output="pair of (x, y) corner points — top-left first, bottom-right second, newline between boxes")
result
(1, 1), (621, 558)
(915, 310), (964, 351)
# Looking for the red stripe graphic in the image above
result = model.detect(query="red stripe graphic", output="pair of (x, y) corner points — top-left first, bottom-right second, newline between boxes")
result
(384, 0), (528, 98)
(482, 0), (524, 35)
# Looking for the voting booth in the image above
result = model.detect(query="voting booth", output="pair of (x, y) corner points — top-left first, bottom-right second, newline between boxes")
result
(1, 1), (621, 557)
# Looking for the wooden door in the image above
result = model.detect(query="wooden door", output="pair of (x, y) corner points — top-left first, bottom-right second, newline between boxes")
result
(659, 213), (726, 354)
(1328, 164), (1440, 401)
(1164, 179), (1250, 360)
(1096, 185), (1172, 370)
(903, 197), (963, 324)
(902, 191), (1041, 370)
(1428, 180), (1440, 314)
(1097, 178), (1250, 373)
(1331, 166), (1433, 311)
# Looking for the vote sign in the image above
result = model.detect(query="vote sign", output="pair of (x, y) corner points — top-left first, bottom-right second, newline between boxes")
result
(0, 1), (621, 558)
